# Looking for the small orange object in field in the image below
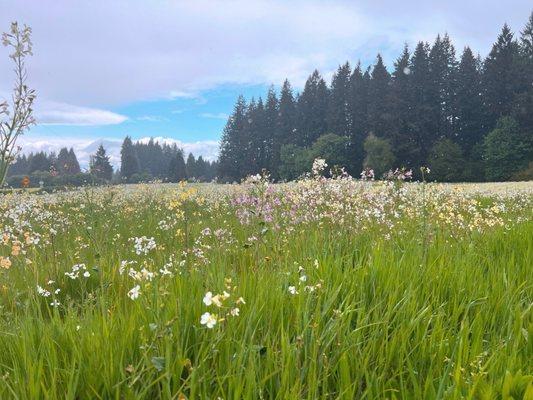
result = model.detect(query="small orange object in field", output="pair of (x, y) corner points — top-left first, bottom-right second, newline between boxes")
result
(21, 176), (30, 188)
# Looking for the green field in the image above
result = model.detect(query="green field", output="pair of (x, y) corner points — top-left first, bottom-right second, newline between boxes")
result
(0, 178), (532, 399)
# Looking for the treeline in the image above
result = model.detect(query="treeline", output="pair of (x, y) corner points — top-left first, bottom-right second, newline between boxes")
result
(7, 147), (90, 187)
(8, 144), (117, 187)
(119, 137), (218, 183)
(7, 138), (217, 188)
(218, 13), (533, 182)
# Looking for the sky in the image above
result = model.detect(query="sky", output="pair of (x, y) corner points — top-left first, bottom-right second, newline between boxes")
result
(0, 0), (531, 167)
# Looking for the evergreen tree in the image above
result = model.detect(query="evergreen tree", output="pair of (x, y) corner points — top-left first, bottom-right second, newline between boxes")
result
(67, 148), (81, 174)
(90, 145), (113, 181)
(120, 136), (140, 181)
(218, 95), (248, 181)
(195, 156), (208, 180)
(296, 70), (329, 146)
(429, 34), (458, 139)
(28, 152), (51, 173)
(278, 79), (296, 145)
(7, 154), (29, 176)
(483, 24), (520, 128)
(263, 87), (279, 176)
(390, 45), (414, 166)
(513, 13), (533, 140)
(409, 41), (434, 167)
(168, 149), (187, 182)
(455, 47), (486, 155)
(56, 148), (71, 175)
(368, 54), (393, 139)
(327, 62), (352, 137)
(186, 153), (197, 179)
(348, 63), (370, 173)
(242, 98), (259, 174)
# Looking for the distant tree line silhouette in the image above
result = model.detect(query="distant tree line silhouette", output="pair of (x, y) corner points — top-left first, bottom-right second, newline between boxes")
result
(7, 138), (217, 187)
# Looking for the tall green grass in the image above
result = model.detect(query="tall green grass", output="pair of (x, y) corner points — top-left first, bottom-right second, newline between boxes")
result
(0, 183), (531, 399)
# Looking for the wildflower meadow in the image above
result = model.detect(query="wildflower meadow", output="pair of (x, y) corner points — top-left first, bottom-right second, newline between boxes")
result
(0, 168), (532, 399)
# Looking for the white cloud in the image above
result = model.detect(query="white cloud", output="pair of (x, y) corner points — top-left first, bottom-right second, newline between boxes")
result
(136, 115), (166, 122)
(1, 0), (529, 107)
(35, 101), (128, 126)
(199, 112), (229, 120)
(17, 135), (219, 168)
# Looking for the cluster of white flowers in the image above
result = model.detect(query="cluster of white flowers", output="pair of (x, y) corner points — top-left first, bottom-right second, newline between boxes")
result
(36, 285), (51, 297)
(65, 263), (91, 280)
(128, 267), (155, 282)
(200, 278), (245, 329)
(119, 260), (136, 275)
(157, 217), (176, 231)
(36, 280), (61, 307)
(130, 236), (157, 255)
(288, 261), (323, 295)
(312, 158), (328, 176)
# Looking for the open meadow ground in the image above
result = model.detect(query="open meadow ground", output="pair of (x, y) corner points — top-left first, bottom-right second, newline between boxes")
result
(0, 178), (532, 399)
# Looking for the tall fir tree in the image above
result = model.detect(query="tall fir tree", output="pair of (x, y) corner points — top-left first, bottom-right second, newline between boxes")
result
(56, 148), (71, 175)
(483, 24), (521, 129)
(186, 153), (197, 178)
(327, 62), (352, 137)
(263, 88), (279, 176)
(218, 95), (248, 181)
(247, 97), (267, 174)
(368, 54), (393, 139)
(278, 79), (296, 145)
(67, 148), (81, 174)
(348, 63), (370, 172)
(296, 70), (329, 146)
(429, 34), (458, 139)
(120, 136), (140, 181)
(409, 41), (434, 166)
(168, 149), (187, 182)
(455, 47), (486, 156)
(512, 12), (533, 142)
(389, 45), (414, 167)
(90, 145), (113, 181)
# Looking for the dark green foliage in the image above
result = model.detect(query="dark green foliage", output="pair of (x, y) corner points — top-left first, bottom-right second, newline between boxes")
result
(327, 63), (352, 137)
(278, 80), (296, 147)
(363, 133), (395, 177)
(368, 55), (393, 140)
(296, 70), (329, 146)
(483, 24), (521, 129)
(218, 95), (248, 182)
(389, 45), (414, 167)
(484, 116), (531, 181)
(428, 138), (466, 182)
(28, 151), (52, 173)
(120, 136), (140, 181)
(89, 145), (113, 181)
(167, 149), (187, 182)
(310, 133), (351, 170)
(455, 47), (486, 155)
(348, 63), (370, 173)
(279, 144), (311, 181)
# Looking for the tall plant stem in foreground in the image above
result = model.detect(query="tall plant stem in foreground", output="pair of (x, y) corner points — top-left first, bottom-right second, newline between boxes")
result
(0, 22), (35, 186)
